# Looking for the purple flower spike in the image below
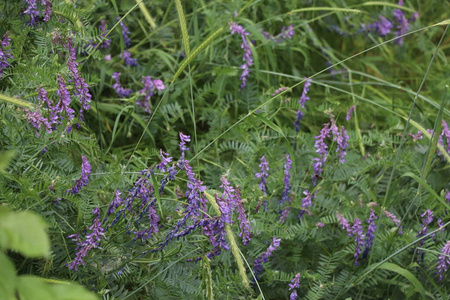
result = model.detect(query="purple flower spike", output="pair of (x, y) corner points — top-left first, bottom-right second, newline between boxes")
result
(0, 32), (13, 77)
(351, 218), (364, 266)
(112, 72), (133, 98)
(157, 150), (173, 172)
(138, 76), (165, 114)
(298, 78), (312, 108)
(288, 273), (300, 300)
(383, 210), (403, 234)
(280, 24), (295, 40)
(43, 0), (52, 22)
(107, 190), (123, 215)
(253, 237), (281, 278)
(99, 20), (111, 48)
(337, 212), (352, 235)
(56, 74), (75, 121)
(446, 190), (450, 203)
(229, 22), (253, 89)
(437, 241), (450, 281)
(255, 155), (269, 195)
(23, 0), (40, 26)
(120, 50), (137, 66)
(364, 209), (378, 257)
(312, 123), (331, 185)
(69, 156), (91, 194)
(117, 17), (131, 48)
(346, 105), (356, 121)
(298, 189), (317, 219)
(293, 109), (304, 132)
(67, 207), (105, 270)
(393, 3), (410, 45)
(280, 154), (292, 205)
(235, 186), (251, 245)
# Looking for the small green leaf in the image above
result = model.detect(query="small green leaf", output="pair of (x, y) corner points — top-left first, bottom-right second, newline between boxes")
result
(0, 252), (17, 300)
(0, 207), (50, 257)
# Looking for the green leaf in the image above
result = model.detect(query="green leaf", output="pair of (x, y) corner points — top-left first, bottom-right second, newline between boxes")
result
(49, 281), (98, 300)
(0, 253), (17, 300)
(0, 151), (15, 172)
(378, 262), (425, 298)
(0, 207), (50, 257)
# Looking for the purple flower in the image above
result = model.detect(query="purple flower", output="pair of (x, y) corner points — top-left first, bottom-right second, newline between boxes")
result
(446, 190), (450, 203)
(253, 237), (281, 277)
(383, 210), (403, 234)
(138, 76), (165, 114)
(280, 154), (292, 204)
(271, 86), (287, 97)
(235, 186), (251, 245)
(437, 241), (450, 281)
(117, 17), (131, 48)
(43, 0), (52, 22)
(279, 206), (291, 224)
(229, 22), (253, 89)
(346, 105), (356, 121)
(364, 209), (377, 257)
(312, 123), (331, 185)
(280, 24), (295, 40)
(107, 190), (123, 215)
(156, 150), (173, 172)
(120, 50), (137, 66)
(416, 209), (435, 263)
(298, 78), (312, 108)
(0, 32), (13, 76)
(293, 109), (304, 133)
(24, 107), (51, 136)
(255, 155), (269, 195)
(112, 72), (133, 98)
(408, 131), (423, 141)
(393, 3), (410, 46)
(69, 156), (91, 194)
(351, 218), (364, 266)
(153, 79), (165, 91)
(23, 0), (40, 26)
(67, 207), (105, 270)
(442, 120), (450, 154)
(298, 189), (316, 219)
(372, 16), (393, 37)
(203, 217), (229, 258)
(330, 115), (350, 163)
(316, 222), (325, 228)
(288, 273), (300, 300)
(98, 20), (111, 48)
(337, 212), (352, 235)
(65, 40), (91, 121)
(56, 74), (75, 121)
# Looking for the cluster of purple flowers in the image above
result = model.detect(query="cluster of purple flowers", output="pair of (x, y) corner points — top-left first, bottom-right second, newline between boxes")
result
(112, 72), (133, 98)
(383, 210), (403, 234)
(364, 0), (418, 45)
(229, 22), (253, 89)
(137, 76), (165, 114)
(271, 86), (288, 97)
(312, 114), (349, 185)
(117, 17), (132, 48)
(68, 156), (92, 195)
(288, 273), (301, 300)
(298, 189), (317, 219)
(279, 155), (292, 205)
(346, 105), (356, 121)
(23, 0), (52, 26)
(293, 78), (312, 132)
(253, 236), (281, 278)
(86, 20), (111, 51)
(437, 241), (450, 281)
(235, 186), (252, 246)
(262, 24), (294, 42)
(67, 207), (105, 270)
(337, 210), (378, 266)
(0, 32), (13, 76)
(255, 155), (270, 195)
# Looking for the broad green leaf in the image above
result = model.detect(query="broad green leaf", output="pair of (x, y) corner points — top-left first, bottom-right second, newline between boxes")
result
(378, 262), (425, 298)
(49, 281), (98, 300)
(0, 253), (16, 300)
(0, 207), (50, 257)
(16, 276), (54, 300)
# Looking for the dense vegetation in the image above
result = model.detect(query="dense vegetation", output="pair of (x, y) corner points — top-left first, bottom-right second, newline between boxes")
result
(1, 0), (450, 299)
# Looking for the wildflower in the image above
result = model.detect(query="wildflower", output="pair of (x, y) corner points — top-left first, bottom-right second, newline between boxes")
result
(337, 212), (352, 235)
(112, 72), (133, 98)
(24, 106), (51, 136)
(298, 189), (316, 219)
(312, 123), (331, 185)
(23, 0), (40, 26)
(383, 210), (403, 234)
(68, 156), (91, 194)
(279, 206), (291, 224)
(65, 40), (91, 121)
(352, 218), (364, 266)
(372, 16), (393, 36)
(446, 190), (450, 203)
(393, 1), (410, 45)
(288, 273), (301, 300)
(67, 207), (105, 270)
(408, 131), (423, 141)
(120, 50), (137, 66)
(363, 209), (378, 258)
(316, 222), (325, 228)
(442, 120), (450, 153)
(271, 86), (288, 97)
(178, 132), (191, 167)
(416, 209), (435, 263)
(156, 149), (173, 172)
(117, 17), (131, 48)
(330, 115), (350, 163)
(56, 74), (75, 121)
(298, 78), (312, 108)
(253, 237), (281, 277)
(255, 155), (269, 195)
(235, 186), (251, 245)
(107, 190), (123, 216)
(43, 0), (52, 22)
(437, 241), (450, 281)
(203, 217), (229, 258)
(279, 154), (292, 205)
(138, 76), (165, 114)
(98, 20), (111, 48)
(346, 105), (356, 121)
(0, 32), (13, 76)
(105, 54), (111, 61)
(280, 24), (295, 40)
(293, 109), (304, 133)
(229, 22), (253, 89)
